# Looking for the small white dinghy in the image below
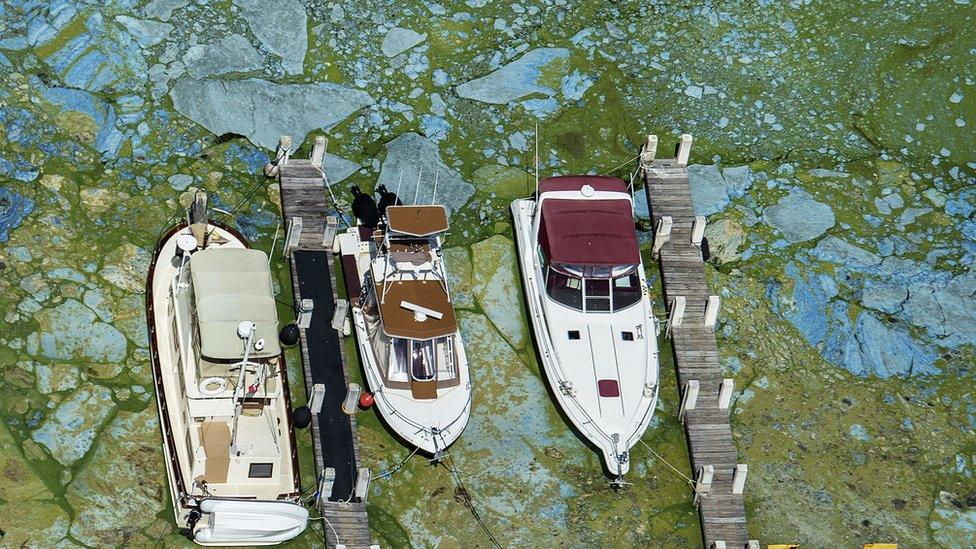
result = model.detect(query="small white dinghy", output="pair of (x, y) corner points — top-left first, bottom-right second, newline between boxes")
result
(511, 176), (660, 479)
(146, 192), (307, 545)
(338, 202), (471, 457)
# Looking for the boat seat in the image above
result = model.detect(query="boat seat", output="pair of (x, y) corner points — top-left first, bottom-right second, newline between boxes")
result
(390, 249), (432, 266)
(198, 423), (231, 484)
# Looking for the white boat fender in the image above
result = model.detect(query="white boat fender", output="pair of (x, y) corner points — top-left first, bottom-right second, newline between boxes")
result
(199, 377), (228, 396)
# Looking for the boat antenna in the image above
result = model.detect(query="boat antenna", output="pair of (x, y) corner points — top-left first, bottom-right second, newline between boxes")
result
(534, 121), (540, 202)
(414, 166), (423, 205)
(431, 170), (439, 205)
(395, 169), (404, 200)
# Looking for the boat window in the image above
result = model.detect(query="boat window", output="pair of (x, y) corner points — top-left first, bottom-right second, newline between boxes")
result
(545, 267), (583, 310)
(248, 463), (274, 478)
(584, 279), (611, 312)
(611, 272), (642, 311)
(389, 338), (409, 382)
(411, 339), (436, 381)
(435, 337), (457, 380)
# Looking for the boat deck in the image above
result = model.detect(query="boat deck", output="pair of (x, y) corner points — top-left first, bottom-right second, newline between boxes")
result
(642, 153), (752, 548)
(280, 157), (373, 548)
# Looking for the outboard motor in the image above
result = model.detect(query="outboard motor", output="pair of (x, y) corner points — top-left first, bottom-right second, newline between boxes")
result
(350, 185), (380, 229)
(375, 184), (402, 218)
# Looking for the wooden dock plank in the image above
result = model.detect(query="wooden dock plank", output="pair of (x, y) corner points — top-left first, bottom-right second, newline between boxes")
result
(644, 157), (750, 548)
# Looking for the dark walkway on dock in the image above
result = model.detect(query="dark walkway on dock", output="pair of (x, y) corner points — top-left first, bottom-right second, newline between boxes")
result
(293, 250), (355, 501)
(280, 157), (373, 548)
(642, 147), (751, 548)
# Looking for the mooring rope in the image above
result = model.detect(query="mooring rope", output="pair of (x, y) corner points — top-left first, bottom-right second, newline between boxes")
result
(636, 438), (695, 486)
(597, 152), (642, 177)
(374, 445), (422, 481)
(308, 514), (340, 546)
(442, 454), (502, 549)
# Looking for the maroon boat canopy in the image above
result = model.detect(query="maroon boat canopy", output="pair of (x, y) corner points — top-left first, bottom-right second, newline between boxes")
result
(539, 175), (628, 194)
(539, 197), (640, 272)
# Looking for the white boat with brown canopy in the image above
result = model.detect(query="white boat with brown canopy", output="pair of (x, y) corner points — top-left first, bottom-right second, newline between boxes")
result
(146, 193), (307, 545)
(339, 202), (471, 457)
(511, 176), (660, 480)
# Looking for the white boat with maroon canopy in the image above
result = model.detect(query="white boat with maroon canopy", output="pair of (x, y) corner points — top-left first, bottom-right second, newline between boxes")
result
(146, 198), (307, 545)
(511, 176), (659, 478)
(338, 204), (471, 457)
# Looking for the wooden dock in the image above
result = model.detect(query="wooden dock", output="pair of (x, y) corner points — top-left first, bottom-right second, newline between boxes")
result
(641, 135), (752, 549)
(278, 150), (373, 548)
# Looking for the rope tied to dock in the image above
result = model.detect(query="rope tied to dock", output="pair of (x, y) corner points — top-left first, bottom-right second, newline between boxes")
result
(637, 438), (695, 487)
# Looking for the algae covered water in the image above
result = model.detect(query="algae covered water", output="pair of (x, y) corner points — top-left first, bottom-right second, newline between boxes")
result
(1, 0), (974, 546)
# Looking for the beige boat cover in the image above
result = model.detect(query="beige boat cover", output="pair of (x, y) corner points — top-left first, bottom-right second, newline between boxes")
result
(190, 248), (281, 359)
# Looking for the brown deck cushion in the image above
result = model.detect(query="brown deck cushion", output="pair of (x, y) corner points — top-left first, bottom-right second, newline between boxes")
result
(199, 422), (230, 484)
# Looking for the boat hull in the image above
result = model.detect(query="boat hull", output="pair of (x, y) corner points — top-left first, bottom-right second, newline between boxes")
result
(511, 199), (660, 477)
(338, 226), (472, 456)
(146, 223), (304, 545)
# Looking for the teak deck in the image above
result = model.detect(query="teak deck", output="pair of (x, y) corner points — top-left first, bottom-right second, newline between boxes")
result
(280, 159), (373, 548)
(643, 159), (750, 548)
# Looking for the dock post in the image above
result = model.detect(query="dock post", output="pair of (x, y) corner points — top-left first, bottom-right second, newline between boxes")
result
(341, 383), (362, 414)
(332, 299), (349, 331)
(692, 215), (706, 247)
(309, 383), (326, 414)
(323, 215), (339, 250)
(666, 295), (686, 338)
(732, 464), (748, 495)
(693, 464), (713, 506)
(310, 136), (328, 168)
(676, 133), (693, 165)
(652, 216), (673, 259)
(354, 468), (371, 501)
(678, 379), (700, 422)
(263, 135), (292, 177)
(718, 378), (734, 410)
(747, 540), (760, 549)
(320, 467), (336, 502)
(297, 298), (314, 329)
(641, 134), (658, 165)
(704, 295), (721, 327)
(284, 216), (303, 258)
(711, 542), (727, 549)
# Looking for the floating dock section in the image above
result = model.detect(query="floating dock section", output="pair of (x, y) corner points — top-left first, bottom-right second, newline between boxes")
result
(641, 134), (754, 549)
(276, 138), (373, 548)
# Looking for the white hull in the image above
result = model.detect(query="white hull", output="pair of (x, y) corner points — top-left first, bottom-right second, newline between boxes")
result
(147, 224), (306, 545)
(338, 223), (471, 456)
(511, 198), (660, 476)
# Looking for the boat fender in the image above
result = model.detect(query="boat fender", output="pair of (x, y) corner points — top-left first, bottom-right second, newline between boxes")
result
(359, 392), (375, 408)
(199, 377), (228, 396)
(292, 406), (312, 429)
(279, 323), (300, 346)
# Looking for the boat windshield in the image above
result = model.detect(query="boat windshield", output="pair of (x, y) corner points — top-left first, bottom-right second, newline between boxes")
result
(544, 267), (642, 313)
(391, 338), (438, 382)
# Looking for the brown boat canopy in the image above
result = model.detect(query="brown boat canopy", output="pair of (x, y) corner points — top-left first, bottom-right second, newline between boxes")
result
(386, 205), (449, 237)
(376, 280), (457, 340)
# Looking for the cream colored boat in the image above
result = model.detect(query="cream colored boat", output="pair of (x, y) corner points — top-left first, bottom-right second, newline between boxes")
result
(146, 200), (307, 545)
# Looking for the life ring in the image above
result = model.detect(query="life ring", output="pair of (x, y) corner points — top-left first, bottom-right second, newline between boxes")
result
(199, 377), (228, 396)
